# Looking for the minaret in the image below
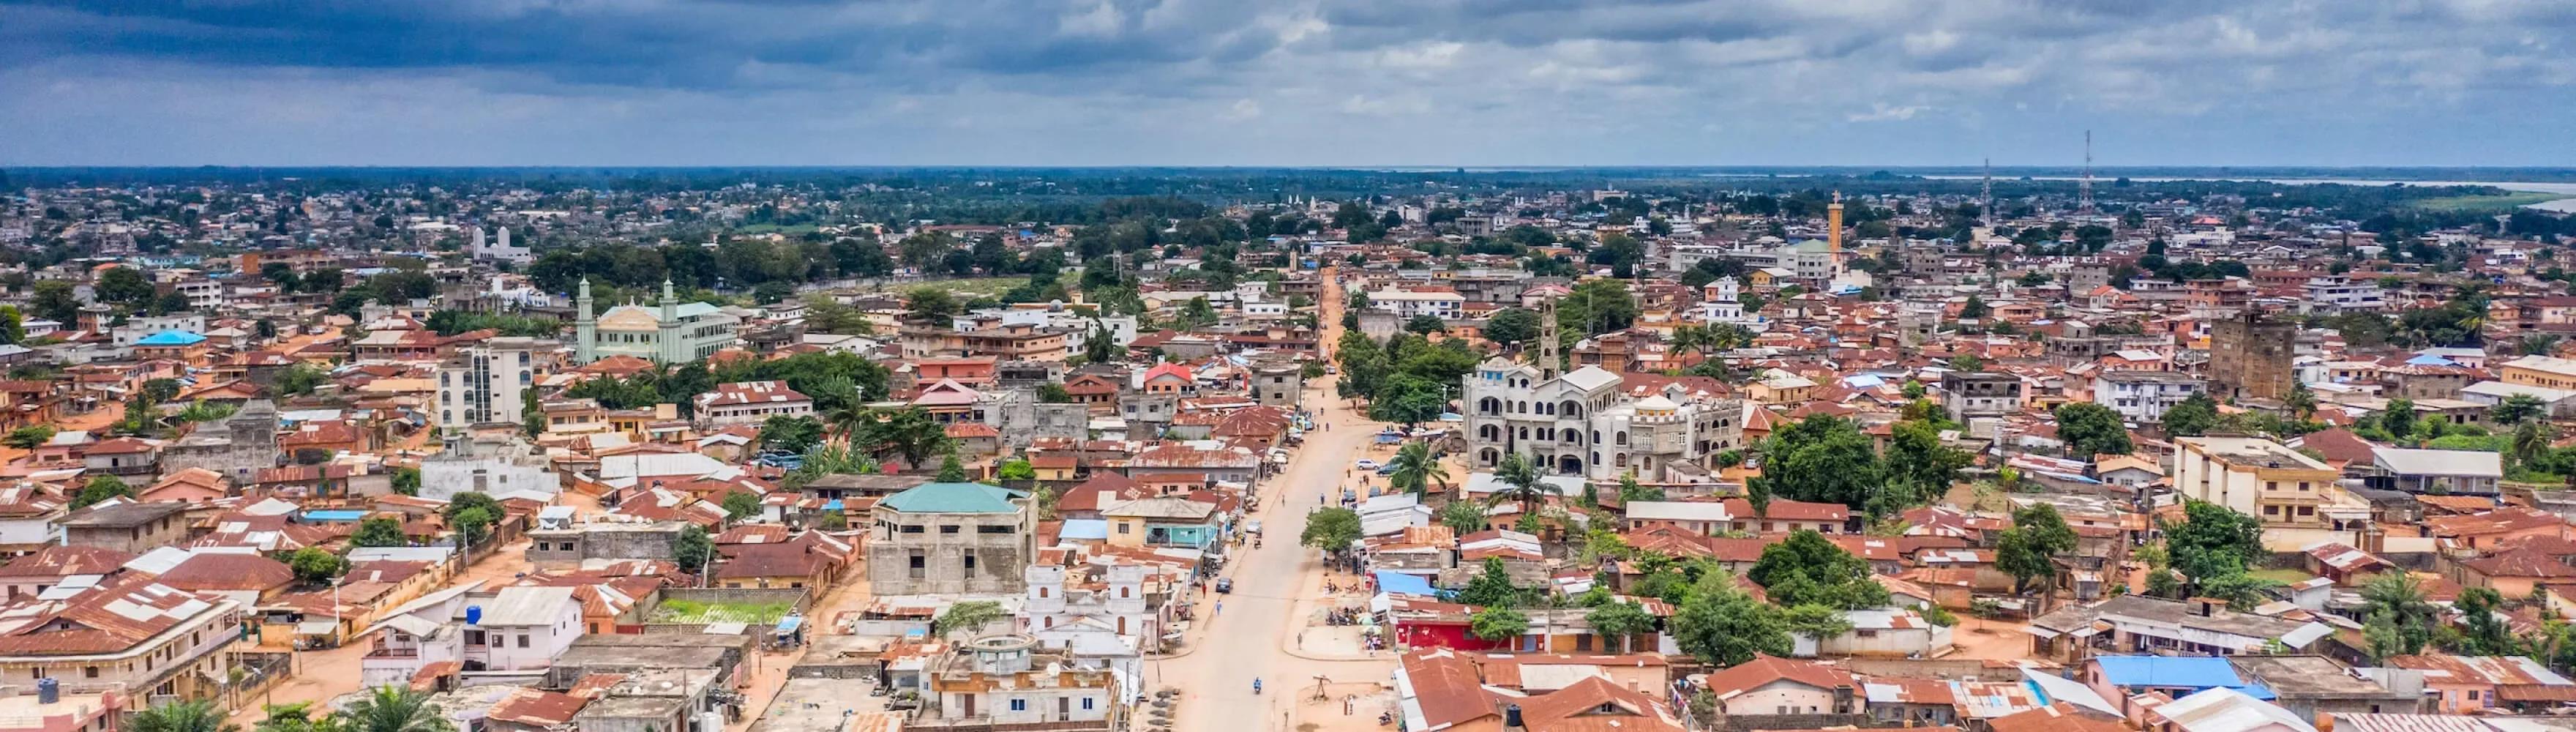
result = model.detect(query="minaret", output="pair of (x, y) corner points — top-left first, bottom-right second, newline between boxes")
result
(574, 277), (596, 364)
(657, 279), (684, 364)
(1827, 190), (1845, 275)
(1537, 296), (1562, 380)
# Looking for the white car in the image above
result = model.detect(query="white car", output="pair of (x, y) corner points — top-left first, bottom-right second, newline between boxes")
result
(1353, 459), (1382, 471)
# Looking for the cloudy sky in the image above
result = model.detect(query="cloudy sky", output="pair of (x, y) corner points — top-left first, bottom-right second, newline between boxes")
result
(3, 0), (2572, 167)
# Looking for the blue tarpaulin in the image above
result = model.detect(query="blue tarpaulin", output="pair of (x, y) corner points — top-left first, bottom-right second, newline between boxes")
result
(1374, 571), (1435, 597)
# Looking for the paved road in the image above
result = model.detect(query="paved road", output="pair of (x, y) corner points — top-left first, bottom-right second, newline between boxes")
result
(1162, 269), (1395, 732)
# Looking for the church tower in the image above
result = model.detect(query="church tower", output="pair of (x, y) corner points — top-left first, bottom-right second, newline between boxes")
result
(574, 278), (596, 363)
(1537, 296), (1562, 380)
(657, 279), (684, 364)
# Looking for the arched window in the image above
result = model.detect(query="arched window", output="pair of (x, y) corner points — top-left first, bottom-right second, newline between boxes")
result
(1616, 431), (1628, 446)
(1478, 397), (1500, 415)
(1479, 425), (1499, 441)
(1615, 453), (1628, 468)
(1479, 448), (1499, 466)
(1560, 400), (1582, 419)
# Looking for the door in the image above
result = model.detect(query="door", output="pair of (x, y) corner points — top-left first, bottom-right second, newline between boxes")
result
(1059, 697), (1071, 721)
(962, 694), (975, 718)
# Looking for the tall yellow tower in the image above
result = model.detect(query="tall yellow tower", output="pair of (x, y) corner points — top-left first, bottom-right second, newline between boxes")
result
(1826, 190), (1845, 271)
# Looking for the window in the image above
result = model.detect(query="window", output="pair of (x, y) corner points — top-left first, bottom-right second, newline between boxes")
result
(1010, 700), (1027, 712)
(965, 554), (978, 570)
(517, 635), (530, 648)
(1082, 698), (1096, 711)
(1117, 523), (1131, 534)
(940, 526), (960, 534)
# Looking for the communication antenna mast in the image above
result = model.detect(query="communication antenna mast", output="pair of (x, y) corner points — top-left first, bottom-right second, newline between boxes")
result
(1980, 158), (1994, 229)
(2079, 130), (2095, 214)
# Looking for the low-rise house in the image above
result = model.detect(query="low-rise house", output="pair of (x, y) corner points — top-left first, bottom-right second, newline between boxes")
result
(2386, 654), (2575, 715)
(0, 546), (130, 602)
(1801, 607), (1952, 659)
(1100, 497), (1219, 549)
(2228, 654), (2426, 722)
(2027, 596), (2331, 662)
(693, 381), (812, 429)
(2144, 687), (2315, 732)
(0, 573), (244, 701)
(1696, 654), (1859, 717)
(55, 500), (190, 554)
(2371, 449), (2503, 497)
(360, 584), (585, 686)
(912, 634), (1123, 731)
(0, 485), (67, 552)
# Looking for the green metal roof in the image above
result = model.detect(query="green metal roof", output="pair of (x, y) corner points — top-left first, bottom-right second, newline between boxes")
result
(879, 482), (1026, 514)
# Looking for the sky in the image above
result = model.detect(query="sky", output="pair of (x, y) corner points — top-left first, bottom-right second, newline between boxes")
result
(2, 0), (2572, 167)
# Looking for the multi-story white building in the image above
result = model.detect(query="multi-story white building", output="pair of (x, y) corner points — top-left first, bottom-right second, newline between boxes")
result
(361, 586), (583, 687)
(2172, 436), (2359, 531)
(2299, 276), (2386, 315)
(436, 337), (555, 432)
(2092, 370), (2206, 425)
(1366, 288), (1464, 320)
(1460, 358), (1744, 481)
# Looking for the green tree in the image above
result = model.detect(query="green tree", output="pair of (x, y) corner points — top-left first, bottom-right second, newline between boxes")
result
(996, 458), (1036, 480)
(30, 280), (80, 325)
(1781, 604), (1854, 641)
(1451, 557), (1529, 608)
(1483, 307), (1541, 351)
(673, 524), (714, 572)
(2490, 394), (2547, 425)
(760, 415), (824, 454)
(252, 703), (332, 732)
(448, 507), (494, 550)
(1437, 499), (1490, 537)
(351, 517), (409, 548)
(1882, 421), (1969, 511)
(1, 425), (55, 449)
(2381, 397), (2419, 441)
(288, 547), (349, 583)
(75, 475), (135, 507)
(128, 699), (242, 732)
(1669, 571), (1794, 665)
(720, 491), (763, 522)
(2452, 587), (2520, 655)
(1469, 607), (1530, 641)
(933, 600), (1009, 636)
(936, 450), (969, 482)
(2162, 392), (2220, 437)
(1035, 383), (1074, 403)
(392, 467), (420, 496)
(2359, 571), (2435, 660)
(1386, 441), (1448, 496)
(1484, 452), (1558, 519)
(97, 266), (156, 305)
(333, 685), (455, 732)
(1747, 531), (1890, 610)
(1759, 416), (1884, 509)
(1404, 314), (1448, 335)
(2053, 402), (2135, 458)
(2166, 501), (2265, 587)
(1585, 601), (1657, 653)
(853, 408), (951, 468)
(1300, 507), (1361, 553)
(274, 364), (329, 397)
(903, 286), (962, 324)
(1947, 354), (1985, 373)
(1959, 294), (1989, 319)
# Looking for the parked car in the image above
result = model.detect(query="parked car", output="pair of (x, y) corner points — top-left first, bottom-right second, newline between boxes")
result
(1216, 578), (1234, 594)
(1353, 459), (1381, 470)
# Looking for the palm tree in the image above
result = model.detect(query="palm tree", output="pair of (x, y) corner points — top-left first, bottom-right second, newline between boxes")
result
(334, 685), (455, 732)
(127, 700), (241, 732)
(1485, 453), (1559, 520)
(1669, 325), (1711, 359)
(2511, 420), (2556, 471)
(822, 403), (870, 444)
(1386, 442), (1449, 496)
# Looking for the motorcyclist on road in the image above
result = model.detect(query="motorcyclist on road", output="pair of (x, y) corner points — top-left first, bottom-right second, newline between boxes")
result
(1253, 677), (1263, 695)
